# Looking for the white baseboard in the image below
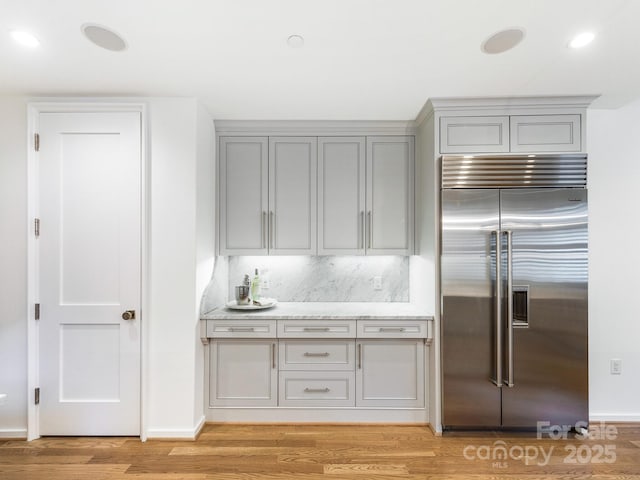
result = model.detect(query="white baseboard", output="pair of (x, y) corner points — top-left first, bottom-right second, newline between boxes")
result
(590, 413), (640, 422)
(207, 408), (429, 424)
(146, 415), (206, 440)
(0, 428), (28, 439)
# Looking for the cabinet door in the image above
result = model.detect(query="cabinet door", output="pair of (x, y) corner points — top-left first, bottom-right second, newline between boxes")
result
(318, 137), (366, 255)
(209, 339), (277, 407)
(356, 339), (424, 408)
(440, 116), (510, 153)
(219, 137), (268, 255)
(510, 114), (581, 152)
(366, 136), (414, 255)
(269, 137), (317, 255)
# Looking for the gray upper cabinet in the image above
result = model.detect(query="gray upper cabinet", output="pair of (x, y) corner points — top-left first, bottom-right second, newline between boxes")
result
(219, 137), (268, 255)
(440, 116), (510, 153)
(510, 114), (581, 152)
(440, 114), (583, 154)
(318, 136), (414, 256)
(219, 136), (317, 255)
(219, 133), (415, 256)
(269, 137), (317, 255)
(318, 137), (366, 255)
(367, 136), (415, 255)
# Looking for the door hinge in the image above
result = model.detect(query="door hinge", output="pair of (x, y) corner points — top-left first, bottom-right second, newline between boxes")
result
(34, 218), (40, 238)
(34, 387), (40, 405)
(34, 133), (40, 152)
(35, 303), (40, 320)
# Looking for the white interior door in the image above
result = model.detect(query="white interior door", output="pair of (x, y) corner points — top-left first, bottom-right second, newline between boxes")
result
(38, 112), (141, 435)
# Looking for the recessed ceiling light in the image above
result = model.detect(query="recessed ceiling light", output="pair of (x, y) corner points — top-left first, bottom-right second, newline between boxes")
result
(569, 32), (595, 49)
(481, 28), (525, 54)
(287, 35), (304, 48)
(11, 30), (40, 48)
(82, 24), (127, 52)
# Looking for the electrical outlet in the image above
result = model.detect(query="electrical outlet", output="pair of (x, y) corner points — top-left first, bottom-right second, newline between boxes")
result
(0, 393), (7, 406)
(261, 278), (270, 290)
(610, 358), (622, 375)
(373, 276), (383, 290)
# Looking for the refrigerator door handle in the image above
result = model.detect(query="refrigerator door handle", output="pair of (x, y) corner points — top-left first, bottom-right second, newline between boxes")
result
(493, 230), (503, 388)
(505, 230), (515, 388)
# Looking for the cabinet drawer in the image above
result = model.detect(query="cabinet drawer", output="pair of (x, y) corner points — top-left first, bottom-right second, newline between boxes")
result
(357, 320), (429, 338)
(207, 320), (277, 338)
(280, 340), (355, 371)
(440, 116), (510, 153)
(510, 114), (581, 152)
(279, 371), (355, 407)
(277, 320), (356, 338)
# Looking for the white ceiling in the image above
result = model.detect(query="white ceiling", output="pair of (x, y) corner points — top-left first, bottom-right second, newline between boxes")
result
(2, 0), (639, 119)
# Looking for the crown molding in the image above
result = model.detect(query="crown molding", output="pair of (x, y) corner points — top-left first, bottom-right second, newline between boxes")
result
(424, 95), (599, 113)
(214, 120), (416, 136)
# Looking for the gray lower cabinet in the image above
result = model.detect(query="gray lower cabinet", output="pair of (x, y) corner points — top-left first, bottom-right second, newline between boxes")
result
(278, 339), (356, 407)
(356, 339), (425, 408)
(279, 371), (356, 407)
(209, 339), (278, 407)
(208, 320), (428, 409)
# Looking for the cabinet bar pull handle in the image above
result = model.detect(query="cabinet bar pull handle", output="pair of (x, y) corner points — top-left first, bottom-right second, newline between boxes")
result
(262, 211), (267, 248)
(303, 352), (330, 357)
(358, 343), (362, 369)
(272, 343), (276, 369)
(304, 387), (330, 393)
(228, 327), (255, 332)
(367, 211), (372, 249)
(360, 211), (364, 249)
(303, 327), (331, 332)
(379, 327), (405, 332)
(270, 211), (274, 249)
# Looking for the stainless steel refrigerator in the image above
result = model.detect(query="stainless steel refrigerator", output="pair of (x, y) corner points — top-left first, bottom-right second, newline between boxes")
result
(440, 154), (588, 430)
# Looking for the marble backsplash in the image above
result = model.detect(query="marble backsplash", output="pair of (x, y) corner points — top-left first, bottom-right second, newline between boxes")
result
(200, 256), (229, 314)
(230, 256), (408, 302)
(200, 256), (409, 313)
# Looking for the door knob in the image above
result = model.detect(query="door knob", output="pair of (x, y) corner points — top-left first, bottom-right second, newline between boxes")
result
(122, 310), (136, 320)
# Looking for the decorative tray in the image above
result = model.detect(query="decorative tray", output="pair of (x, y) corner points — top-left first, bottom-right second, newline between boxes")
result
(226, 299), (278, 310)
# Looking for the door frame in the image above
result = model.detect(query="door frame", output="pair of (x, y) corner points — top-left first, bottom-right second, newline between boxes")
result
(27, 101), (149, 440)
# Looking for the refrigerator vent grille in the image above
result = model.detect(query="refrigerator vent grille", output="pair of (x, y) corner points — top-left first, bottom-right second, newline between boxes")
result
(441, 154), (587, 188)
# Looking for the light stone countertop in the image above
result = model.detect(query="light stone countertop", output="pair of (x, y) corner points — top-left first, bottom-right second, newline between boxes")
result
(201, 302), (434, 321)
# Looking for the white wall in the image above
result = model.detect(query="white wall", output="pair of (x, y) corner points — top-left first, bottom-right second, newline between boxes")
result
(194, 103), (216, 428)
(0, 96), (28, 438)
(146, 98), (214, 438)
(588, 101), (640, 421)
(412, 112), (441, 432)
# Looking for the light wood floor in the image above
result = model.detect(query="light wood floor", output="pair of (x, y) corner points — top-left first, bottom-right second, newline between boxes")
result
(1, 423), (639, 479)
